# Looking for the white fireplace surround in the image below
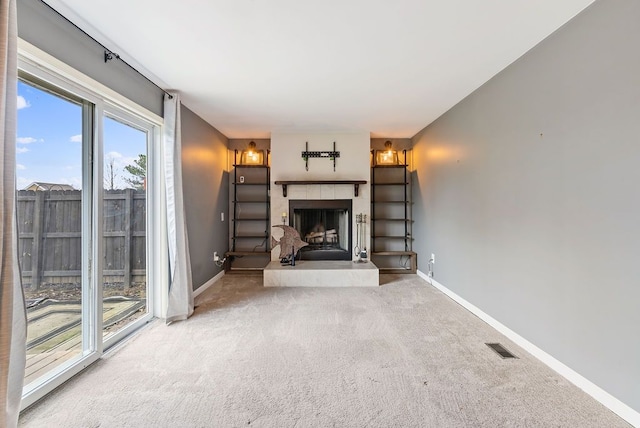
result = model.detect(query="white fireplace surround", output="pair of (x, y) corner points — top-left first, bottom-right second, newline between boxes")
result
(271, 183), (370, 262)
(269, 132), (372, 263)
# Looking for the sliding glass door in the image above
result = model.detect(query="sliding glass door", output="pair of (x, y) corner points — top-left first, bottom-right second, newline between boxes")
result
(17, 63), (160, 408)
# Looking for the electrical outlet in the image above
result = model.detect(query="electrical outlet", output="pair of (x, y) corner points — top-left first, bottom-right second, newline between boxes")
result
(221, 212), (224, 222)
(430, 253), (435, 264)
(214, 252), (219, 262)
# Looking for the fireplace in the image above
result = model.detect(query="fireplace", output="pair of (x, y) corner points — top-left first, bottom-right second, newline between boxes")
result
(289, 199), (352, 260)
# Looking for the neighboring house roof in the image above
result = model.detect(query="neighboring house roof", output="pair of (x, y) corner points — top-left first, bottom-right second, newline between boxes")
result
(23, 182), (75, 191)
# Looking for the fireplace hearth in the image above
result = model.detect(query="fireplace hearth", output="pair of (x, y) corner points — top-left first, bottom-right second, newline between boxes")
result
(289, 199), (352, 260)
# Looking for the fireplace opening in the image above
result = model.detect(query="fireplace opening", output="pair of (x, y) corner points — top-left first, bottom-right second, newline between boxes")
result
(289, 199), (352, 260)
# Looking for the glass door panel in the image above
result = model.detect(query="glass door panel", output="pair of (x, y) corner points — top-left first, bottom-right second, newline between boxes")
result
(102, 115), (149, 341)
(16, 79), (87, 386)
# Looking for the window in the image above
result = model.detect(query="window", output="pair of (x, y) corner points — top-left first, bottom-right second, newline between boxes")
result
(18, 43), (166, 409)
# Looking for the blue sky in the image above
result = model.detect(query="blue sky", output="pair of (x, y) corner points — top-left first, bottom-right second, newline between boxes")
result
(17, 80), (146, 190)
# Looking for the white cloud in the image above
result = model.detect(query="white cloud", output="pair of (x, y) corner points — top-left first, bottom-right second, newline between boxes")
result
(70, 134), (82, 143)
(17, 137), (39, 144)
(16, 164), (26, 170)
(16, 147), (29, 154)
(17, 96), (30, 110)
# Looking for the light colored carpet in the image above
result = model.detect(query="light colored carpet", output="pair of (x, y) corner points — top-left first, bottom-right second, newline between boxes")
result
(19, 274), (630, 427)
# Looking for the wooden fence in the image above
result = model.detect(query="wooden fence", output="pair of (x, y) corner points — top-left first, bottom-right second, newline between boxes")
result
(17, 189), (146, 290)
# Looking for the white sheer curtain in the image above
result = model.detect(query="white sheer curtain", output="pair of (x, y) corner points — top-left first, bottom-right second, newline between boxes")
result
(163, 93), (194, 323)
(1, 0), (26, 425)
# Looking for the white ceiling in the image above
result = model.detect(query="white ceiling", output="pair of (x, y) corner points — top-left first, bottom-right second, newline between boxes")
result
(48, 0), (594, 139)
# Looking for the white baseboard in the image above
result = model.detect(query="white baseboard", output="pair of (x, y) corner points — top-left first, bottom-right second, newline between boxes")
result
(416, 270), (640, 427)
(193, 270), (225, 298)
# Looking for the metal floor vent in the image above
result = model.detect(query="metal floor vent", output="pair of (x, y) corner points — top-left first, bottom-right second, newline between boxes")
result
(486, 343), (518, 359)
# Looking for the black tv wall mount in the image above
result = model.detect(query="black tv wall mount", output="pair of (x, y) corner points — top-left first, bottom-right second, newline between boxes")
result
(301, 141), (340, 171)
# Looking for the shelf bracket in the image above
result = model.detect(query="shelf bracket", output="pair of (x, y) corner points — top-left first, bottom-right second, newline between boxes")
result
(281, 184), (288, 197)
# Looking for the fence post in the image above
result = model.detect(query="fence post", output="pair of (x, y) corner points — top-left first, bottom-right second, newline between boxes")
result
(31, 191), (45, 290)
(123, 189), (133, 290)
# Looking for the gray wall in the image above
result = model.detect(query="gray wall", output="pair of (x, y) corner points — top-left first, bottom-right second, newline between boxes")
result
(181, 106), (229, 290)
(228, 139), (271, 152)
(411, 0), (640, 413)
(17, 0), (163, 116)
(370, 138), (412, 151)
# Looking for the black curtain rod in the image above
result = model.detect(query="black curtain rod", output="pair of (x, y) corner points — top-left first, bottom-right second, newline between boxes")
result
(39, 0), (173, 99)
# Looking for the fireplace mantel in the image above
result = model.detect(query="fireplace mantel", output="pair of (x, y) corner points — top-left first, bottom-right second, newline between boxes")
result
(274, 180), (367, 197)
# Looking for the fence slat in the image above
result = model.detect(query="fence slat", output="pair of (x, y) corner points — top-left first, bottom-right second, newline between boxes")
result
(124, 189), (133, 290)
(31, 191), (45, 290)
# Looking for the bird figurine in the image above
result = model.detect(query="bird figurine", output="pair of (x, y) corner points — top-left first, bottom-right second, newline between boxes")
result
(271, 225), (308, 262)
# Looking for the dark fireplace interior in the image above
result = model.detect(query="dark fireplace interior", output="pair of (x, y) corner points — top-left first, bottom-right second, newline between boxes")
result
(290, 199), (352, 260)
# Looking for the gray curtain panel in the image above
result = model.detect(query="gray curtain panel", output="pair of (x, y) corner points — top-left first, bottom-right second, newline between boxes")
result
(1, 0), (27, 425)
(164, 93), (194, 323)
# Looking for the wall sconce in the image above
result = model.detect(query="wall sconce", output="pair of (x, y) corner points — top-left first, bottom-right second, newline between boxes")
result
(374, 140), (399, 165)
(240, 141), (265, 165)
(281, 211), (287, 225)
